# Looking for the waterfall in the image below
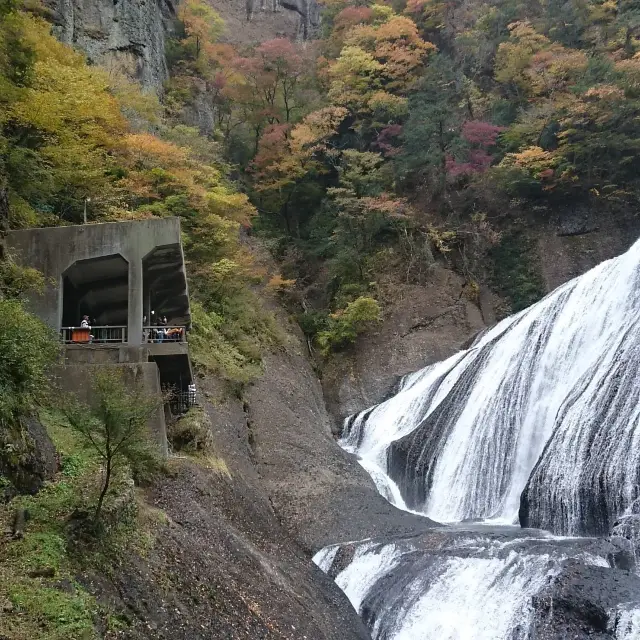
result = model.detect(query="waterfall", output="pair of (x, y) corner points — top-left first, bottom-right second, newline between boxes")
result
(341, 238), (640, 533)
(315, 239), (640, 639)
(314, 533), (611, 640)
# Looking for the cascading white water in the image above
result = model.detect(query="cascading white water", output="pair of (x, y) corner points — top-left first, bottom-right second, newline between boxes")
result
(610, 605), (640, 639)
(314, 534), (611, 640)
(314, 239), (640, 640)
(341, 238), (640, 530)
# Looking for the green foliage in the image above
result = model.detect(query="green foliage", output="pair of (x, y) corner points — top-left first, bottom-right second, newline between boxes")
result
(297, 309), (330, 338)
(0, 410), (151, 639)
(188, 299), (275, 383)
(7, 582), (96, 639)
(60, 369), (162, 520)
(0, 299), (58, 429)
(0, 255), (44, 298)
(317, 296), (381, 354)
(489, 230), (546, 313)
(168, 405), (213, 453)
(398, 54), (466, 193)
(1, 413), (96, 640)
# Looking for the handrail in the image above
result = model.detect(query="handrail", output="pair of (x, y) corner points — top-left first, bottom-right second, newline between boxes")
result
(60, 326), (127, 344)
(60, 325), (186, 344)
(143, 325), (187, 343)
(169, 389), (198, 414)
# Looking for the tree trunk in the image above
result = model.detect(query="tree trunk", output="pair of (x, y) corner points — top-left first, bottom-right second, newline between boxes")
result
(0, 183), (9, 235)
(438, 121), (447, 197)
(95, 457), (112, 520)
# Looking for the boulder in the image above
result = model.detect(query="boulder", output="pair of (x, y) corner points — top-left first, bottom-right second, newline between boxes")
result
(0, 416), (58, 498)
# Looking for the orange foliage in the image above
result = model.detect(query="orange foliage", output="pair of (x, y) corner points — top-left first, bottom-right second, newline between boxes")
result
(122, 133), (189, 169)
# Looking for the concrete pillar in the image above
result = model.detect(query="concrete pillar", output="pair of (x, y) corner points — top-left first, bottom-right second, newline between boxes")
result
(142, 268), (151, 325)
(128, 258), (143, 345)
(56, 275), (64, 331)
(144, 288), (151, 325)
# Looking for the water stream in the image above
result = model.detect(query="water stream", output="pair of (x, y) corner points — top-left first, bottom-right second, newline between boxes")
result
(315, 239), (640, 639)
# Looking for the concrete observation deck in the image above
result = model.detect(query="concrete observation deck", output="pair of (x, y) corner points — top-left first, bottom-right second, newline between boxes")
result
(7, 218), (196, 455)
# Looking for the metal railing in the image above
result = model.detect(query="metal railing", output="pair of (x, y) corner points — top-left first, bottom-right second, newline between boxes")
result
(61, 326), (127, 344)
(143, 325), (186, 343)
(169, 389), (198, 415)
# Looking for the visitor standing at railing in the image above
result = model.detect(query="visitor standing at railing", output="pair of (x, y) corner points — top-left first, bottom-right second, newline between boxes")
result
(80, 315), (94, 342)
(157, 315), (167, 343)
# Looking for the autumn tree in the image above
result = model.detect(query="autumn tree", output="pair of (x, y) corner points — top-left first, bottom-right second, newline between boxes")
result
(0, 9), (127, 226)
(327, 149), (407, 285)
(62, 369), (163, 521)
(251, 106), (348, 235)
(446, 120), (504, 178)
(230, 38), (312, 153)
(178, 0), (224, 60)
(327, 5), (434, 120)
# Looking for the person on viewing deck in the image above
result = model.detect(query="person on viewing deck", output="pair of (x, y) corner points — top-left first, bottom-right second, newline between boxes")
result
(156, 314), (167, 342)
(80, 315), (94, 342)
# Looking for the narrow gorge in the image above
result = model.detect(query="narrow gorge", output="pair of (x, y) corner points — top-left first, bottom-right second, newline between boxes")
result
(3, 0), (640, 636)
(314, 239), (640, 639)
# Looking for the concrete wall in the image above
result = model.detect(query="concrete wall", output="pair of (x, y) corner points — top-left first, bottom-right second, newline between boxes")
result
(7, 218), (189, 346)
(52, 362), (168, 457)
(63, 344), (152, 365)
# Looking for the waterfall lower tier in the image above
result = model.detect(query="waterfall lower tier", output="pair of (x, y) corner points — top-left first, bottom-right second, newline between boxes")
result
(342, 238), (640, 535)
(313, 529), (630, 640)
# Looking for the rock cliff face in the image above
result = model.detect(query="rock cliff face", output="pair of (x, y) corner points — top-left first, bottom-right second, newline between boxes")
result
(535, 208), (640, 291)
(210, 0), (319, 44)
(44, 0), (178, 90)
(44, 0), (320, 94)
(199, 310), (433, 553)
(322, 266), (488, 426)
(91, 458), (371, 639)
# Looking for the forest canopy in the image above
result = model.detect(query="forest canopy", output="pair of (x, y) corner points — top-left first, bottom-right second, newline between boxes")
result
(161, 0), (640, 323)
(3, 0), (640, 357)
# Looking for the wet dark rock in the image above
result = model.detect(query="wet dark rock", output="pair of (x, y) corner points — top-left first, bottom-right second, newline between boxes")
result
(0, 416), (58, 496)
(531, 561), (640, 639)
(556, 213), (600, 237)
(609, 514), (640, 571)
(608, 535), (636, 571)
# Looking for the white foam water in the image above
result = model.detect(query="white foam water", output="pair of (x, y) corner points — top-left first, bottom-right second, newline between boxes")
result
(314, 536), (609, 640)
(342, 238), (640, 530)
(610, 605), (640, 639)
(316, 238), (640, 640)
